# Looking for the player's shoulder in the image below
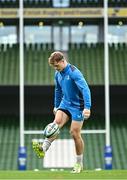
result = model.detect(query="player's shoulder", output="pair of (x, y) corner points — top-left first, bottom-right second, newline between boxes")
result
(69, 64), (81, 77)
(69, 64), (85, 81)
(69, 64), (77, 72)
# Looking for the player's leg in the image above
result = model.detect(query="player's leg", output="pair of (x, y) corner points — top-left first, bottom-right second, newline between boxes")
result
(54, 109), (70, 128)
(42, 110), (69, 152)
(70, 120), (84, 173)
(33, 109), (69, 158)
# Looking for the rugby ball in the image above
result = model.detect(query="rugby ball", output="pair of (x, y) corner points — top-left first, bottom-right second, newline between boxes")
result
(43, 122), (60, 138)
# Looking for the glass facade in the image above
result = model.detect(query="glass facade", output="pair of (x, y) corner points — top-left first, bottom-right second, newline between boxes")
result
(108, 25), (127, 43)
(0, 24), (127, 48)
(24, 26), (52, 44)
(0, 26), (17, 44)
(71, 25), (98, 44)
(53, 26), (69, 51)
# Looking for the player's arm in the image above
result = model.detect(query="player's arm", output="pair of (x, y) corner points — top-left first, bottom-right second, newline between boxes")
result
(54, 72), (62, 113)
(71, 70), (91, 119)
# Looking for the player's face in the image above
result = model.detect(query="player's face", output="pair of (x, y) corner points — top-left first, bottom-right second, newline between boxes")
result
(50, 60), (65, 71)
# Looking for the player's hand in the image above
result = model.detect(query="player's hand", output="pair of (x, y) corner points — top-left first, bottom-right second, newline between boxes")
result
(82, 109), (91, 120)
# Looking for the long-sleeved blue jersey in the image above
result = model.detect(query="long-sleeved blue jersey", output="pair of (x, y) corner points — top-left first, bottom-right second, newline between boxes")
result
(54, 63), (91, 110)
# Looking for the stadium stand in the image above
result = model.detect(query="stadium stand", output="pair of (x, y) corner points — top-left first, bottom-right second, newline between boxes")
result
(0, 0), (19, 8)
(0, 115), (127, 170)
(0, 0), (127, 173)
(108, 0), (127, 7)
(109, 43), (127, 85)
(1, 0), (127, 8)
(0, 43), (54, 85)
(24, 43), (54, 85)
(0, 43), (127, 85)
(0, 44), (19, 85)
(24, 0), (53, 8)
(70, 0), (103, 7)
(68, 42), (127, 85)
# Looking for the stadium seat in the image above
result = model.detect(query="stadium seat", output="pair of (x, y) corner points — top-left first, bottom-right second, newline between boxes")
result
(68, 42), (127, 85)
(0, 0), (126, 8)
(23, 0), (52, 8)
(0, 115), (127, 169)
(0, 42), (126, 85)
(24, 43), (54, 85)
(108, 0), (127, 7)
(0, 0), (18, 8)
(70, 0), (103, 7)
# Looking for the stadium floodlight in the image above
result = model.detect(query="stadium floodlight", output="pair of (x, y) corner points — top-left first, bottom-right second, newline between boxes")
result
(104, 0), (112, 170)
(18, 0), (26, 171)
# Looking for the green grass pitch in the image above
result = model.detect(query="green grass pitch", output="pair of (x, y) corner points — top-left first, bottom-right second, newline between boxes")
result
(0, 170), (127, 179)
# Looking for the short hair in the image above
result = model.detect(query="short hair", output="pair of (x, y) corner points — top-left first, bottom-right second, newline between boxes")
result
(48, 51), (65, 65)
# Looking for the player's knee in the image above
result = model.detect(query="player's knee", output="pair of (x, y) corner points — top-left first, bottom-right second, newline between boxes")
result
(70, 128), (80, 139)
(54, 119), (62, 126)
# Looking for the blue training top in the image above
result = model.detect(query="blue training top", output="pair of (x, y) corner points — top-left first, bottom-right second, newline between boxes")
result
(54, 63), (91, 110)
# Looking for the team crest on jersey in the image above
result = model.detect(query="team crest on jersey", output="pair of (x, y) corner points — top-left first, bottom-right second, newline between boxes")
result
(66, 75), (70, 80)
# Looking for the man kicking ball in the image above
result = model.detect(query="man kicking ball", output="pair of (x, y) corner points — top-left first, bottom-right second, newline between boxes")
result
(33, 51), (91, 173)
